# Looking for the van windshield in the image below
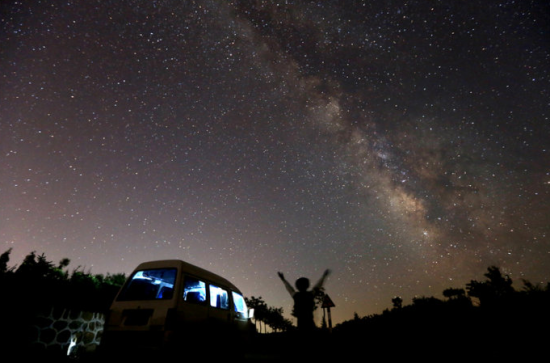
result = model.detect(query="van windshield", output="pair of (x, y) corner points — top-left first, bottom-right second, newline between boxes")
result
(117, 268), (177, 301)
(232, 291), (249, 319)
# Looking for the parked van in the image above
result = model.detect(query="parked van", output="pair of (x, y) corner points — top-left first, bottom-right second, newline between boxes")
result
(101, 259), (255, 356)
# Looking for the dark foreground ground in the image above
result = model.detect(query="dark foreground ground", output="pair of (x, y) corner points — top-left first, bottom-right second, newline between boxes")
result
(25, 328), (543, 363)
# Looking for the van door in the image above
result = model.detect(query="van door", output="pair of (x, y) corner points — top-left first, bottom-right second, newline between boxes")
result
(207, 284), (231, 326)
(180, 275), (208, 324)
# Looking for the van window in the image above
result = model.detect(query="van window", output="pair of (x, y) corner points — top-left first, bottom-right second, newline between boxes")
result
(209, 285), (229, 309)
(117, 268), (176, 301)
(183, 276), (206, 304)
(232, 291), (249, 319)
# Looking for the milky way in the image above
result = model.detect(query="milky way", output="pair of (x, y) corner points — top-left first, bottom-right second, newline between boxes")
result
(1, 0), (549, 324)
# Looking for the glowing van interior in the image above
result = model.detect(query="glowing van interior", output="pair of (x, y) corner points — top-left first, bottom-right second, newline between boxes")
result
(101, 260), (254, 355)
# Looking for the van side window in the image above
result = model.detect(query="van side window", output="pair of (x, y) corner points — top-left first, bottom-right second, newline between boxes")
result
(117, 268), (176, 301)
(183, 276), (206, 304)
(232, 292), (249, 319)
(209, 285), (229, 309)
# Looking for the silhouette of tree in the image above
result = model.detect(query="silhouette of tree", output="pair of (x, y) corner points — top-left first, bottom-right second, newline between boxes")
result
(0, 248), (12, 275)
(313, 286), (326, 310)
(246, 296), (269, 333)
(467, 266), (514, 307)
(102, 272), (127, 286)
(0, 249), (125, 312)
(15, 251), (53, 279)
(411, 296), (443, 307)
(392, 296), (403, 309)
(443, 288), (466, 300)
(521, 279), (547, 293)
(266, 306), (292, 332)
(245, 296), (292, 333)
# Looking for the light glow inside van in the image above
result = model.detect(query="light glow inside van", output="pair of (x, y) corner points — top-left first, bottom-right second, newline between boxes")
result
(233, 291), (250, 319)
(117, 268), (177, 301)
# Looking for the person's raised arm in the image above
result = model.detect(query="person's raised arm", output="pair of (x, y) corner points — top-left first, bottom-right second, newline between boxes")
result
(312, 269), (331, 291)
(278, 272), (295, 296)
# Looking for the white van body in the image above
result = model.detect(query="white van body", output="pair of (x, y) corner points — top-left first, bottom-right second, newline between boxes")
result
(101, 260), (255, 355)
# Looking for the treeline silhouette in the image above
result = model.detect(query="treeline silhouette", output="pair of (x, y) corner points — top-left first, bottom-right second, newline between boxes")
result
(330, 266), (549, 359)
(246, 296), (294, 333)
(2, 249), (548, 360)
(0, 249), (125, 313)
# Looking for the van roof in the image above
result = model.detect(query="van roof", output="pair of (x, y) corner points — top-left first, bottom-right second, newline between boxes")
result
(133, 259), (241, 293)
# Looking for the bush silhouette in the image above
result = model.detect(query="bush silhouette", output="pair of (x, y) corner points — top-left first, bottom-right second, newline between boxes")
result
(0, 249), (124, 313)
(331, 266), (549, 359)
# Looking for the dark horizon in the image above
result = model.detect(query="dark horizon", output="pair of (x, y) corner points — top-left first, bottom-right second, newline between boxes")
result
(1, 251), (547, 362)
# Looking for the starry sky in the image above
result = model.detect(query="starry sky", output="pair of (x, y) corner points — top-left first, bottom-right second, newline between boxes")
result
(1, 0), (549, 325)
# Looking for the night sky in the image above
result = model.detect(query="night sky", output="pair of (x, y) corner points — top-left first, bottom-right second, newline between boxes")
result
(1, 0), (549, 325)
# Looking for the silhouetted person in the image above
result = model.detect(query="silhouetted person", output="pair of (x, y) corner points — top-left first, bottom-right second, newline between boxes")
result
(278, 269), (330, 332)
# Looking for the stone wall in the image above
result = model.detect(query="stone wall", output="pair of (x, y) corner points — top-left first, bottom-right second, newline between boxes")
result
(29, 306), (105, 357)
